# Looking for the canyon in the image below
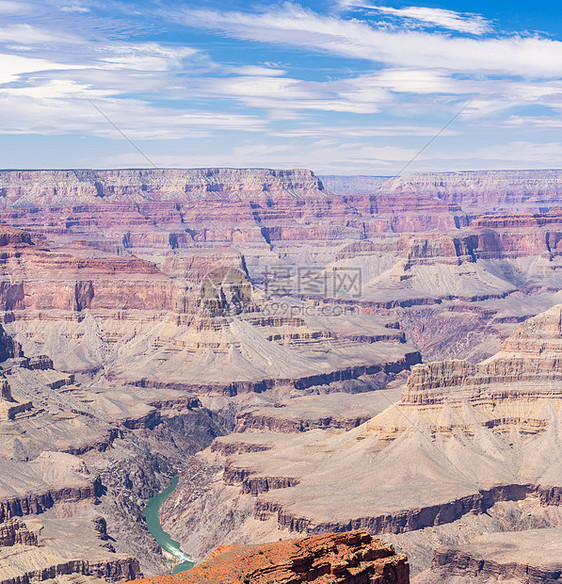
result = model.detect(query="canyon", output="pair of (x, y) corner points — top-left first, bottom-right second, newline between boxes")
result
(0, 168), (559, 584)
(159, 306), (562, 580)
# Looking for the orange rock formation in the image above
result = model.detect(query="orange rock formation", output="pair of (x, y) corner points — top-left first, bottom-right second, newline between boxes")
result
(127, 531), (409, 584)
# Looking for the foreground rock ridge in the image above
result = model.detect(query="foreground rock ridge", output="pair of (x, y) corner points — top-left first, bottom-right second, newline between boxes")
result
(0, 167), (559, 584)
(126, 531), (409, 584)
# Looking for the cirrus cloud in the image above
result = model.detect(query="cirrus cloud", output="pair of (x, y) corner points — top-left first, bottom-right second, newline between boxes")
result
(339, 1), (493, 35)
(178, 4), (562, 78)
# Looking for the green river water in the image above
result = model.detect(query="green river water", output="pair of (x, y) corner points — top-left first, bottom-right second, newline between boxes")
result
(143, 476), (195, 575)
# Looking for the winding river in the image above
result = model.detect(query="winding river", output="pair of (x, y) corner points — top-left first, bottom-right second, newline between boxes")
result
(143, 476), (195, 574)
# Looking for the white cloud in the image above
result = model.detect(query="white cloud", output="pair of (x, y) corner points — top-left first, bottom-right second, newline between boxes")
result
(503, 116), (562, 128)
(371, 68), (460, 94)
(417, 141), (562, 171)
(178, 5), (562, 78)
(0, 1), (33, 15)
(474, 141), (562, 163)
(0, 93), (267, 139)
(342, 2), (492, 35)
(97, 43), (199, 71)
(198, 74), (390, 114)
(3, 79), (116, 99)
(0, 0), (560, 174)
(59, 3), (90, 13)
(0, 53), (84, 84)
(272, 124), (459, 138)
(0, 24), (81, 44)
(0, 41), (208, 98)
(0, 16), (260, 142)
(104, 141), (419, 174)
(183, 64), (562, 121)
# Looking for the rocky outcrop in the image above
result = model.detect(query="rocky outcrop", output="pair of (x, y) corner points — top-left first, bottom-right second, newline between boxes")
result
(0, 324), (23, 362)
(0, 378), (32, 420)
(233, 391), (406, 434)
(92, 516), (110, 541)
(537, 486), (562, 506)
(131, 351), (421, 396)
(223, 462), (300, 495)
(126, 531), (409, 584)
(430, 549), (561, 583)
(253, 484), (537, 535)
(0, 520), (37, 547)
(235, 410), (372, 432)
(161, 304), (562, 570)
(0, 229), (34, 247)
(0, 379), (12, 402)
(470, 209), (562, 229)
(210, 440), (272, 456)
(0, 481), (101, 522)
(20, 355), (54, 370)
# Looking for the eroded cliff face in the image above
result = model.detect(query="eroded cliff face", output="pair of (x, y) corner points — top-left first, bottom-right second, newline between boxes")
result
(0, 225), (421, 392)
(0, 169), (327, 206)
(402, 303), (562, 406)
(126, 531), (409, 584)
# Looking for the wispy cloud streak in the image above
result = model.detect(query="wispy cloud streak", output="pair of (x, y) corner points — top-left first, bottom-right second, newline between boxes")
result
(340, 1), (492, 35)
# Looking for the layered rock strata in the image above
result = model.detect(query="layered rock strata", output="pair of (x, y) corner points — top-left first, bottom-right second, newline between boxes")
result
(0, 169), (560, 377)
(0, 169), (327, 206)
(0, 520), (37, 547)
(422, 529), (562, 583)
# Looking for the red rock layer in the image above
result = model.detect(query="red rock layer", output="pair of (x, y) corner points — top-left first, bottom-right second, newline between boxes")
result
(126, 531), (409, 584)
(0, 231), (201, 313)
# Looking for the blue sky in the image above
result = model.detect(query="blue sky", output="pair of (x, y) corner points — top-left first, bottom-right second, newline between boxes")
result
(1, 0), (562, 173)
